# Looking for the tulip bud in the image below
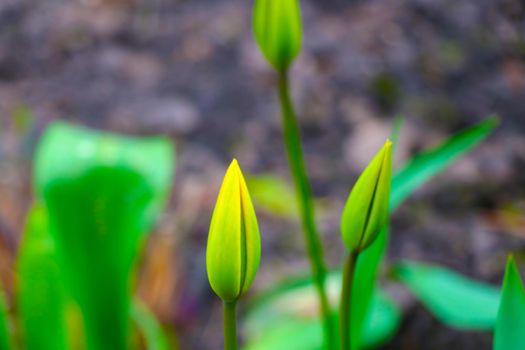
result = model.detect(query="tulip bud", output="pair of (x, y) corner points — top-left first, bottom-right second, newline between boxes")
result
(341, 140), (393, 252)
(206, 159), (261, 302)
(253, 0), (302, 72)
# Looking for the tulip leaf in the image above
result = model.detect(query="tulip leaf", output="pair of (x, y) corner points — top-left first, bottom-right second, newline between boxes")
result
(247, 174), (298, 218)
(244, 273), (400, 350)
(0, 289), (11, 350)
(394, 261), (500, 329)
(494, 256), (525, 350)
(34, 122), (174, 350)
(349, 227), (389, 349)
(390, 116), (498, 209)
(17, 204), (69, 350)
(131, 300), (171, 350)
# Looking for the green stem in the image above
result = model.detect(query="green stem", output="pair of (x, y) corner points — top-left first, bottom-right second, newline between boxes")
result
(277, 70), (335, 350)
(223, 301), (237, 350)
(340, 251), (359, 350)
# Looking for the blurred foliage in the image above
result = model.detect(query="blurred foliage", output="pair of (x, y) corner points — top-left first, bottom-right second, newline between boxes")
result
(15, 122), (175, 350)
(494, 256), (525, 350)
(247, 174), (298, 218)
(394, 261), (500, 330)
(244, 117), (497, 349)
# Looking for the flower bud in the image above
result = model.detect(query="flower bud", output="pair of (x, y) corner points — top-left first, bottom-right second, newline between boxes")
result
(206, 159), (261, 302)
(253, 0), (302, 72)
(341, 140), (393, 252)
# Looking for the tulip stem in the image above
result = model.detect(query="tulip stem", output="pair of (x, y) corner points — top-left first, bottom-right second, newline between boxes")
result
(223, 301), (237, 350)
(340, 251), (359, 350)
(277, 70), (335, 350)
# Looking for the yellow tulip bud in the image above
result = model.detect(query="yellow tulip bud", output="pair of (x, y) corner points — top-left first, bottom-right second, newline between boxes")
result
(206, 159), (261, 302)
(341, 140), (393, 252)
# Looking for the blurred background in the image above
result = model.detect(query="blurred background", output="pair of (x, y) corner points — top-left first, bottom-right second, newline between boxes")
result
(0, 0), (524, 348)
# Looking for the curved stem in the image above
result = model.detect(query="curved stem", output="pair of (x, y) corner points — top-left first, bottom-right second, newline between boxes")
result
(277, 70), (335, 350)
(223, 301), (237, 350)
(340, 251), (359, 350)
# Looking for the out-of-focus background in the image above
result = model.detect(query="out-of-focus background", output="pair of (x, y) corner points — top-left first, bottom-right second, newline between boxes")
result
(0, 0), (524, 348)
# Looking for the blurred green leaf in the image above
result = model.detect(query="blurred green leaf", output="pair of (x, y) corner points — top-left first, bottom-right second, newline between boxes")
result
(390, 116), (498, 209)
(0, 288), (11, 350)
(394, 261), (500, 329)
(131, 300), (171, 350)
(17, 204), (69, 350)
(34, 122), (174, 350)
(247, 174), (297, 218)
(244, 273), (400, 350)
(494, 256), (525, 350)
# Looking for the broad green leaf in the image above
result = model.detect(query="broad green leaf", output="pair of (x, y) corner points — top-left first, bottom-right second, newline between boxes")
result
(34, 122), (174, 350)
(394, 261), (500, 329)
(253, 0), (302, 72)
(244, 273), (400, 350)
(494, 256), (525, 350)
(18, 206), (174, 350)
(131, 300), (170, 350)
(17, 204), (69, 350)
(0, 288), (11, 350)
(390, 117), (498, 209)
(247, 174), (298, 218)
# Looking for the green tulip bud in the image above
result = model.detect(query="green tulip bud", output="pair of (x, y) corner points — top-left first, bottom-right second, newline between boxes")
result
(341, 140), (393, 252)
(206, 159), (261, 302)
(253, 0), (302, 72)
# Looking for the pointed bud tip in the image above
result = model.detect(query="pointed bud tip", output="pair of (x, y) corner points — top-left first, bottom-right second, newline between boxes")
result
(227, 158), (242, 174)
(384, 139), (393, 150)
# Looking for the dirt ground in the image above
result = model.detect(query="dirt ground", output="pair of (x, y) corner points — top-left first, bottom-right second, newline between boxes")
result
(0, 0), (524, 349)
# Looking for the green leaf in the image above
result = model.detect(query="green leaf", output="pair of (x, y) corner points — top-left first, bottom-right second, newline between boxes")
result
(390, 117), (498, 209)
(131, 300), (171, 350)
(244, 273), (400, 350)
(17, 204), (69, 350)
(394, 261), (500, 329)
(34, 122), (174, 350)
(253, 0), (302, 72)
(247, 174), (298, 218)
(0, 288), (12, 350)
(494, 256), (525, 350)
(349, 227), (389, 349)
